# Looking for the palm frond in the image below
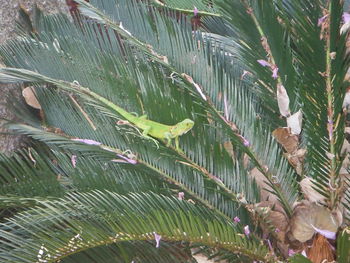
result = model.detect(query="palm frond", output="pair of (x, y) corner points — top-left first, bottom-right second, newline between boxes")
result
(342, 176), (350, 221)
(0, 145), (174, 211)
(0, 191), (271, 263)
(337, 227), (350, 263)
(218, 0), (299, 109)
(0, 149), (63, 198)
(216, 0), (350, 209)
(278, 0), (349, 205)
(2, 118), (251, 222)
(289, 254), (313, 263)
(61, 241), (193, 263)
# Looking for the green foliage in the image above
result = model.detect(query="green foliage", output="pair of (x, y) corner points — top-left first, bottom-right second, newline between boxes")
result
(337, 228), (350, 263)
(0, 191), (268, 263)
(0, 149), (63, 198)
(288, 255), (312, 263)
(0, 0), (349, 262)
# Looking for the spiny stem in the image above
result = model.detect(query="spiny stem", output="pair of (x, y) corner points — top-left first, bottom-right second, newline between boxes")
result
(237, 0), (294, 217)
(49, 231), (270, 263)
(241, 0), (283, 86)
(150, 0), (222, 17)
(139, 160), (232, 219)
(210, 103), (293, 217)
(325, 0), (338, 209)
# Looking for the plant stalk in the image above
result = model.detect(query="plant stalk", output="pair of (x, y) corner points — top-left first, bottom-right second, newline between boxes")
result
(325, 0), (338, 208)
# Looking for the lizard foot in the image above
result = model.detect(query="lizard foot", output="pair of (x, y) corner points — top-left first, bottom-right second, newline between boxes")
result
(148, 136), (159, 149)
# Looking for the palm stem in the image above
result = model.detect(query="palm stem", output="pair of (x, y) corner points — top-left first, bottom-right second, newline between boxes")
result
(150, 0), (222, 17)
(326, 0), (338, 208)
(41, 231), (271, 263)
(241, 0), (283, 86)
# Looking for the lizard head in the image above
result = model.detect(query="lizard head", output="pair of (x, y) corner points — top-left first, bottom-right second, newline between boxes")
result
(171, 119), (194, 137)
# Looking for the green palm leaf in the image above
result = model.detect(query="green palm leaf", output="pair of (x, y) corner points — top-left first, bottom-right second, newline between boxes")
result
(337, 227), (350, 263)
(0, 191), (271, 263)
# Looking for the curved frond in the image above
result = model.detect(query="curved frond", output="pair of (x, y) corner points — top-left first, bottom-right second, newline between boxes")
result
(62, 241), (193, 263)
(0, 191), (271, 263)
(0, 149), (63, 198)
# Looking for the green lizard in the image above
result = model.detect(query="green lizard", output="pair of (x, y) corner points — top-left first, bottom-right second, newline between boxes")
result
(1, 69), (194, 151)
(91, 89), (194, 150)
(72, 83), (194, 150)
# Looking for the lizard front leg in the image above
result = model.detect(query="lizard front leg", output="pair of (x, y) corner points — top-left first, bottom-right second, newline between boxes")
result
(175, 136), (179, 151)
(142, 126), (159, 148)
(165, 133), (182, 153)
(142, 126), (151, 137)
(164, 132), (172, 147)
(175, 136), (184, 153)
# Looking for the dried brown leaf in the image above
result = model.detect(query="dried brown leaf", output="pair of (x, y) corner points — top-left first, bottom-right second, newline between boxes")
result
(272, 127), (298, 153)
(306, 234), (335, 263)
(285, 148), (306, 175)
(277, 84), (290, 117)
(255, 202), (288, 238)
(290, 201), (339, 243)
(343, 89), (350, 108)
(223, 141), (234, 159)
(300, 177), (326, 204)
(22, 86), (41, 109)
(287, 110), (302, 135)
(249, 168), (279, 204)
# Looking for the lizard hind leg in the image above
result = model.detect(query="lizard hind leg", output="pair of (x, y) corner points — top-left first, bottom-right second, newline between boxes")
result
(141, 126), (159, 149)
